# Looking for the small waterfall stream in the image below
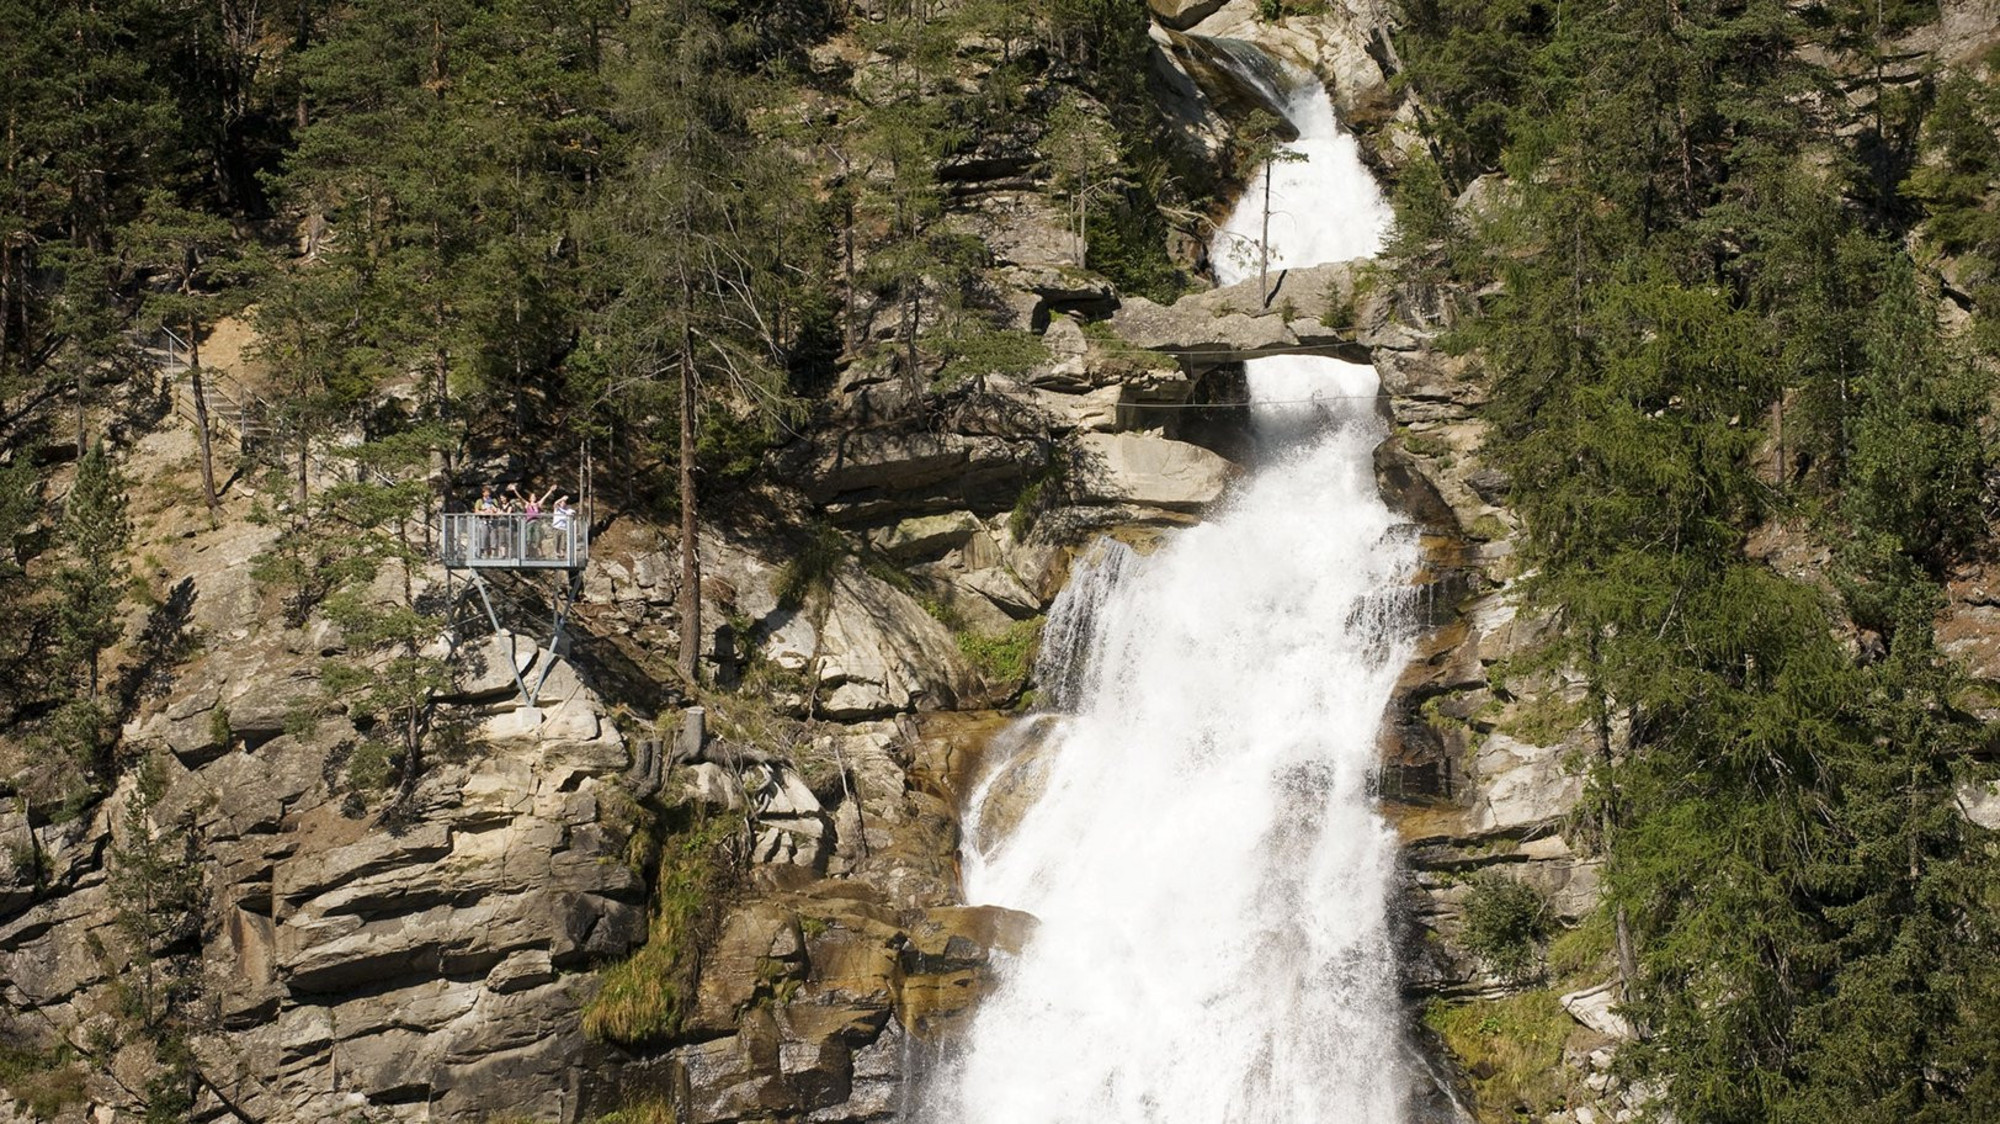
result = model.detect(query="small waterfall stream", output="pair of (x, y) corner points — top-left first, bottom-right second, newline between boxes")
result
(919, 54), (1416, 1124)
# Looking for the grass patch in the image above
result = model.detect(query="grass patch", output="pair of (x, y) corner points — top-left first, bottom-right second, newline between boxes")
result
(0, 1043), (87, 1119)
(1399, 427), (1452, 460)
(1545, 908), (1615, 988)
(582, 812), (740, 1047)
(861, 552), (917, 594)
(1467, 513), (1508, 542)
(920, 594), (968, 633)
(958, 617), (1043, 684)
(1424, 990), (1576, 1123)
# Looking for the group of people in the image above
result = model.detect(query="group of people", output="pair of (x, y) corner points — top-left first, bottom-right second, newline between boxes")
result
(472, 481), (575, 560)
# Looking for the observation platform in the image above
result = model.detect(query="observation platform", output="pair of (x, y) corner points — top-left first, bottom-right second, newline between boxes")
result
(440, 512), (589, 570)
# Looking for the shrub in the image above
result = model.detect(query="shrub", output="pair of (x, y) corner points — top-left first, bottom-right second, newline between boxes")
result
(1460, 872), (1550, 981)
(1423, 991), (1575, 1122)
(0, 1044), (87, 1119)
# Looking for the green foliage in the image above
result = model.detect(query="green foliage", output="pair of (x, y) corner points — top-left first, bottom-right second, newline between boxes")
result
(319, 593), (453, 799)
(1394, 3), (2000, 1119)
(1459, 872), (1550, 981)
(1424, 991), (1576, 1123)
(25, 696), (113, 812)
(583, 812), (741, 1046)
(775, 523), (849, 610)
(1544, 909), (1615, 985)
(1386, 154), (1467, 286)
(1255, 0), (1326, 23)
(109, 753), (204, 1035)
(207, 704), (231, 754)
(957, 617), (1043, 685)
(927, 327), (1052, 391)
(1010, 446), (1074, 539)
(0, 1043), (87, 1119)
(56, 442), (132, 696)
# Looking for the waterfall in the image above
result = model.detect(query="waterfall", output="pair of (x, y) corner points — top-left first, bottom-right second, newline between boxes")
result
(918, 56), (1416, 1124)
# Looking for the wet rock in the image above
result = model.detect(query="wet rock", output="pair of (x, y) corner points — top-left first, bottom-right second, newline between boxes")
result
(1109, 262), (1382, 366)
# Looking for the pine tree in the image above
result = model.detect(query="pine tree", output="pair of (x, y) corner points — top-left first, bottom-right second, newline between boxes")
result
(108, 751), (204, 1031)
(581, 0), (809, 686)
(56, 441), (132, 699)
(107, 750), (205, 1121)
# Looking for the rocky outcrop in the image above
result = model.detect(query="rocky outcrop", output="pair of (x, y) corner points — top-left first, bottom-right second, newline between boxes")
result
(603, 715), (1035, 1123)
(1147, 0), (1229, 33)
(1110, 260), (1385, 364)
(2, 625), (647, 1123)
(1069, 431), (1237, 510)
(1150, 0), (1415, 152)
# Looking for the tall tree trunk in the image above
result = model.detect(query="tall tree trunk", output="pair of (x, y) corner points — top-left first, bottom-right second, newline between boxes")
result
(188, 318), (218, 512)
(1602, 697), (1639, 1004)
(676, 337), (700, 686)
(1260, 166), (1273, 305)
(0, 232), (11, 367)
(842, 190), (857, 355)
(1, 105), (14, 366)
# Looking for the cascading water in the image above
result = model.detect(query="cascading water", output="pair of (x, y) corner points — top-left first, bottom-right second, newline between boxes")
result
(919, 53), (1415, 1124)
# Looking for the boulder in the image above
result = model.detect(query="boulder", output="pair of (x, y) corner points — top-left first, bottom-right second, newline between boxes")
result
(958, 566), (1042, 619)
(1071, 431), (1237, 511)
(869, 511), (983, 561)
(1560, 980), (1636, 1041)
(446, 632), (538, 702)
(1108, 262), (1386, 367)
(799, 429), (1042, 514)
(1148, 0), (1228, 31)
(1958, 780), (2000, 831)
(813, 570), (978, 720)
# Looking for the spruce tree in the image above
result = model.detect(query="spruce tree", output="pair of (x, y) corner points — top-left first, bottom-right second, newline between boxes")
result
(56, 441), (132, 699)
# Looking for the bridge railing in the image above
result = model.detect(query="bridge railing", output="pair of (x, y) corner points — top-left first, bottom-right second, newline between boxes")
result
(440, 512), (588, 570)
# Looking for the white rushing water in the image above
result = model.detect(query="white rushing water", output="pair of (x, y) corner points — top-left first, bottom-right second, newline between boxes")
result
(919, 55), (1415, 1124)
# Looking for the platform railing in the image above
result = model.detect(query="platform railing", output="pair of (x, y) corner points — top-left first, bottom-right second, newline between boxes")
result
(440, 512), (588, 569)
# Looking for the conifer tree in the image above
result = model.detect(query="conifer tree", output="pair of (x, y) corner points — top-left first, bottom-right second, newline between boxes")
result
(582, 0), (807, 685)
(56, 441), (132, 699)
(107, 750), (205, 1121)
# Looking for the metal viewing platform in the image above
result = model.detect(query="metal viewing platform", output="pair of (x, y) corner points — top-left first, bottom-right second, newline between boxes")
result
(437, 511), (590, 707)
(440, 512), (589, 570)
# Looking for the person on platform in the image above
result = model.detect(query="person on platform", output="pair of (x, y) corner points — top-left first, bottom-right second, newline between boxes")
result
(474, 484), (502, 558)
(550, 493), (575, 559)
(513, 482), (559, 559)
